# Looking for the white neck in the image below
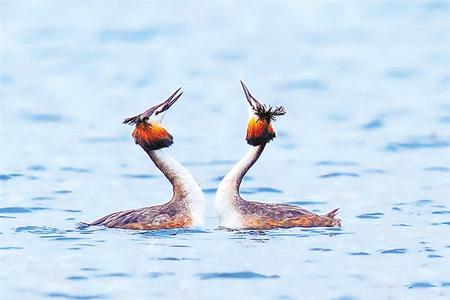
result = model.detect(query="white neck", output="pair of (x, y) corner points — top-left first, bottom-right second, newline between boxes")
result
(215, 144), (265, 227)
(147, 148), (205, 227)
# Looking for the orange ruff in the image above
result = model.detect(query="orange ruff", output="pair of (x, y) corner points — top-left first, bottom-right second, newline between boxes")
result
(246, 117), (275, 145)
(132, 122), (173, 149)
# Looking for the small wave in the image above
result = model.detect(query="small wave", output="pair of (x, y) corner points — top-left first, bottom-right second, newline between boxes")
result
(309, 248), (332, 252)
(45, 292), (106, 299)
(406, 282), (436, 289)
(147, 272), (175, 279)
(380, 248), (407, 254)
(357, 212), (384, 219)
(196, 271), (280, 280)
(362, 118), (383, 130)
(22, 112), (65, 123)
(60, 167), (92, 174)
(316, 160), (358, 166)
(424, 166), (450, 172)
(385, 136), (450, 152)
(348, 252), (370, 256)
(319, 172), (359, 178)
(241, 187), (283, 194)
(121, 174), (155, 179)
(0, 207), (49, 214)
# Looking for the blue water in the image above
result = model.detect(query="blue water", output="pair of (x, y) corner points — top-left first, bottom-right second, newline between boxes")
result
(1, 1), (450, 299)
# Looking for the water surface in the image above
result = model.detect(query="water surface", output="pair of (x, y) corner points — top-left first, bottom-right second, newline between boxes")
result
(1, 1), (450, 299)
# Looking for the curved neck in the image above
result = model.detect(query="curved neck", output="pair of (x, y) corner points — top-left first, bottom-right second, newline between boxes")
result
(141, 145), (203, 200)
(218, 144), (266, 197)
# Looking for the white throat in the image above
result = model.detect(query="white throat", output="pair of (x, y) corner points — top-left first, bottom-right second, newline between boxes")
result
(149, 149), (206, 227)
(215, 145), (265, 228)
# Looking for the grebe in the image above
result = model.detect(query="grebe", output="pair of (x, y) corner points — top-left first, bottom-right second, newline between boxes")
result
(89, 88), (205, 230)
(215, 81), (341, 229)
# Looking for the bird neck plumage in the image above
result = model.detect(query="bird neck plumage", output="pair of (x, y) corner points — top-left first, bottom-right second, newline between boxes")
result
(219, 143), (266, 197)
(142, 146), (203, 200)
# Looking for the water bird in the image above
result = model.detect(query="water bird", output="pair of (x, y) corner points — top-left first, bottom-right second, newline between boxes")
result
(215, 81), (341, 229)
(89, 88), (205, 230)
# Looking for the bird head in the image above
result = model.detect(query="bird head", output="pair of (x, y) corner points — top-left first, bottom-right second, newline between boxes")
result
(123, 88), (183, 150)
(240, 81), (286, 146)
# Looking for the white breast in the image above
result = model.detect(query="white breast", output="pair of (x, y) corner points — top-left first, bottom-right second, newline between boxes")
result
(215, 183), (243, 229)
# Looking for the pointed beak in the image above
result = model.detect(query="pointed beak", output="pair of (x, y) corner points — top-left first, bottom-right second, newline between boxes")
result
(240, 80), (263, 112)
(155, 87), (183, 115)
(123, 87), (183, 125)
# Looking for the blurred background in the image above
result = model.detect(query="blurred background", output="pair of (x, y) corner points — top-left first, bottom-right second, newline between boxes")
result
(1, 1), (449, 299)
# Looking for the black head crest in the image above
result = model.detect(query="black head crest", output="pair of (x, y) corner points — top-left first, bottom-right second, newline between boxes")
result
(123, 87), (183, 125)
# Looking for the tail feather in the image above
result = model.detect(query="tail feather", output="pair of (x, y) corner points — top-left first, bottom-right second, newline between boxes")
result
(322, 208), (341, 227)
(326, 208), (339, 218)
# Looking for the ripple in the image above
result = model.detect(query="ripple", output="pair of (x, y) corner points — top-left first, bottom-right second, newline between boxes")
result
(357, 212), (384, 219)
(46, 292), (106, 299)
(147, 272), (175, 279)
(385, 68), (419, 79)
(80, 268), (98, 272)
(319, 172), (359, 178)
(309, 248), (332, 252)
(23, 112), (65, 123)
(380, 248), (407, 254)
(0, 173), (24, 181)
(53, 190), (73, 194)
(439, 116), (450, 123)
(0, 174), (13, 181)
(66, 275), (88, 281)
(99, 28), (158, 43)
(60, 167), (92, 173)
(28, 165), (47, 171)
(396, 199), (433, 206)
(0, 73), (12, 84)
(31, 196), (55, 201)
(241, 187), (283, 194)
(121, 174), (155, 179)
(362, 169), (385, 174)
(407, 282), (436, 289)
(0, 207), (49, 213)
(432, 221), (450, 226)
(96, 272), (130, 278)
(202, 188), (217, 194)
(156, 257), (200, 261)
(0, 246), (23, 250)
(432, 210), (450, 215)
(385, 136), (450, 152)
(316, 161), (358, 166)
(424, 166), (450, 172)
(348, 252), (370, 256)
(15, 226), (62, 234)
(362, 119), (383, 130)
(211, 175), (253, 182)
(196, 271), (280, 280)
(52, 237), (84, 241)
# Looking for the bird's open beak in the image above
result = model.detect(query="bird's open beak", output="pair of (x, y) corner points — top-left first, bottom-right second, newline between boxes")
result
(240, 80), (263, 113)
(123, 88), (183, 125)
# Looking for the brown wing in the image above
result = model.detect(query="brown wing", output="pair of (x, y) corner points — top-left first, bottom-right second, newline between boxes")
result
(89, 202), (192, 230)
(238, 201), (340, 229)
